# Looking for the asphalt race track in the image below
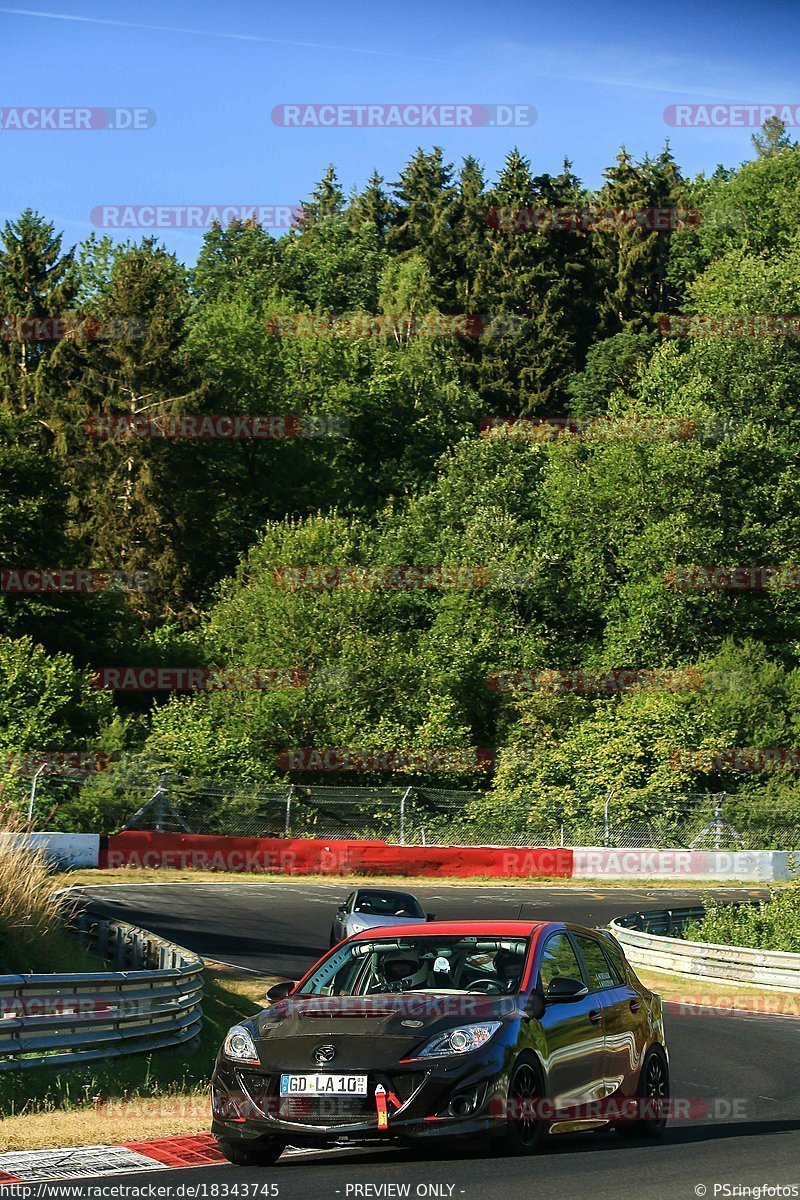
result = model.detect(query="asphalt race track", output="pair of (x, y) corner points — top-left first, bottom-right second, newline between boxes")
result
(74, 882), (800, 1199)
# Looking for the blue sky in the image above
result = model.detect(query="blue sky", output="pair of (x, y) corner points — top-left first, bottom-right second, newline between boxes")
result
(1, 0), (798, 262)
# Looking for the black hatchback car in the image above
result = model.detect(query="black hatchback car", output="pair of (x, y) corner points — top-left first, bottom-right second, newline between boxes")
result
(211, 920), (668, 1164)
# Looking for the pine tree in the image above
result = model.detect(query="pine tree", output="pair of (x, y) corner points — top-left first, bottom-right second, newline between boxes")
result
(389, 148), (456, 305)
(474, 150), (585, 413)
(67, 241), (204, 620)
(752, 116), (795, 158)
(594, 144), (685, 333)
(296, 165), (346, 229)
(349, 170), (395, 237)
(452, 156), (489, 311)
(0, 210), (79, 409)
(193, 220), (278, 305)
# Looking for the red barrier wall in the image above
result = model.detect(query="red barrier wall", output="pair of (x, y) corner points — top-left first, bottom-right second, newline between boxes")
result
(100, 832), (573, 879)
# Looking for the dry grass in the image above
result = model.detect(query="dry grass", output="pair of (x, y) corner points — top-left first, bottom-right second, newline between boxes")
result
(64, 866), (764, 891)
(636, 965), (800, 1017)
(0, 817), (94, 974)
(0, 1099), (212, 1152)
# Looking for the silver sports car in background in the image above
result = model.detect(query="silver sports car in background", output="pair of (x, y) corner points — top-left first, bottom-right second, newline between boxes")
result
(329, 888), (433, 945)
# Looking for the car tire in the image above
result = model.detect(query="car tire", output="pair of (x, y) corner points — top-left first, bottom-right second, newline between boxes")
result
(216, 1137), (285, 1166)
(496, 1056), (545, 1155)
(615, 1047), (669, 1139)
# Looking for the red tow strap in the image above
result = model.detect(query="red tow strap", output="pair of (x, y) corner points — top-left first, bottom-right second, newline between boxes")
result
(375, 1084), (403, 1129)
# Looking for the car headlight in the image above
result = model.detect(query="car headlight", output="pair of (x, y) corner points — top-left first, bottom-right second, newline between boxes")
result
(349, 921), (368, 934)
(223, 1024), (259, 1063)
(411, 1022), (501, 1059)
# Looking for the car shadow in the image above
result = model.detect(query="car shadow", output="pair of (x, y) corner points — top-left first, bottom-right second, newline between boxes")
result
(277, 1117), (800, 1168)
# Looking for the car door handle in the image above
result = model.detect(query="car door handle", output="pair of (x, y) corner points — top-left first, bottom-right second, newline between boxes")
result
(629, 999), (641, 1014)
(589, 1009), (602, 1025)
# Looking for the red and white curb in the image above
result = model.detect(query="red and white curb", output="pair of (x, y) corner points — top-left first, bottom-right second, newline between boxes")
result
(0, 1135), (349, 1185)
(0, 1135), (226, 1185)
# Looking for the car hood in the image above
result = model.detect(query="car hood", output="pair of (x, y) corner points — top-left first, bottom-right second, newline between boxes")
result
(346, 913), (425, 929)
(252, 993), (518, 1070)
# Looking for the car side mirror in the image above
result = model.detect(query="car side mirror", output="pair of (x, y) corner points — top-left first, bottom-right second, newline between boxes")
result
(336, 904), (347, 913)
(426, 913), (436, 922)
(545, 976), (589, 1002)
(266, 980), (296, 1003)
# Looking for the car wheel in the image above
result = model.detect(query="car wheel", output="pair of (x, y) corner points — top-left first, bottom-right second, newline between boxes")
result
(616, 1047), (669, 1139)
(216, 1137), (285, 1166)
(497, 1057), (544, 1155)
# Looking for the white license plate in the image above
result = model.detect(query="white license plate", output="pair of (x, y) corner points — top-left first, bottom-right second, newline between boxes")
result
(280, 1073), (368, 1096)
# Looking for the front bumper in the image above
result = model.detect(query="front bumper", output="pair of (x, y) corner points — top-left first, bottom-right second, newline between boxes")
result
(211, 1047), (510, 1146)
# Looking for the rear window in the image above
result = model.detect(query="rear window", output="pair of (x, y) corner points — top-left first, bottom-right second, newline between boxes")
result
(598, 935), (628, 985)
(573, 934), (617, 992)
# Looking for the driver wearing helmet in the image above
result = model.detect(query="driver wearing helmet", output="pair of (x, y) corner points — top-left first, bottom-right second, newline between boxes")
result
(377, 953), (430, 993)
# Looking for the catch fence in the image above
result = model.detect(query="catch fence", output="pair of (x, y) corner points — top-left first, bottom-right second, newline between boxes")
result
(102, 776), (800, 850)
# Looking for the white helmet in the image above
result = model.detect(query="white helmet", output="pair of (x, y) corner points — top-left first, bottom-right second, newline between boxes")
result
(379, 953), (429, 991)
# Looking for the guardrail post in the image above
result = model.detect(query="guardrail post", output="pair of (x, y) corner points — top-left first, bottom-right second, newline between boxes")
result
(0, 914), (205, 1073)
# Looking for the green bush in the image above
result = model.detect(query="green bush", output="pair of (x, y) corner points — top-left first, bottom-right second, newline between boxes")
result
(685, 878), (800, 952)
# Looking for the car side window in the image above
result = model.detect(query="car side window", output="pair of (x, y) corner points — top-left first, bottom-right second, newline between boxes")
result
(539, 932), (583, 992)
(598, 936), (627, 985)
(345, 893), (356, 912)
(573, 934), (617, 992)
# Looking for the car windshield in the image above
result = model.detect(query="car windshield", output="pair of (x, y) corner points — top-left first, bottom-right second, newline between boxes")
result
(353, 891), (424, 918)
(297, 936), (530, 997)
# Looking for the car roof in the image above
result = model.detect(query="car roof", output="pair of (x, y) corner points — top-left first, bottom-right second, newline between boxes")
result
(350, 919), (548, 940)
(355, 887), (417, 897)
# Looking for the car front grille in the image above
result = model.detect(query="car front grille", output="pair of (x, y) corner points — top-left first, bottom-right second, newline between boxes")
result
(279, 1095), (376, 1126)
(235, 1069), (428, 1128)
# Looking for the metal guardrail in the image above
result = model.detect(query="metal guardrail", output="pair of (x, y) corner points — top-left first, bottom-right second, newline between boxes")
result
(0, 913), (204, 1071)
(610, 905), (800, 990)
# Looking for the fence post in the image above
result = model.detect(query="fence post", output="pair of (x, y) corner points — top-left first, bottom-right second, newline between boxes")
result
(284, 785), (294, 837)
(155, 773), (169, 832)
(603, 789), (615, 847)
(399, 787), (412, 846)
